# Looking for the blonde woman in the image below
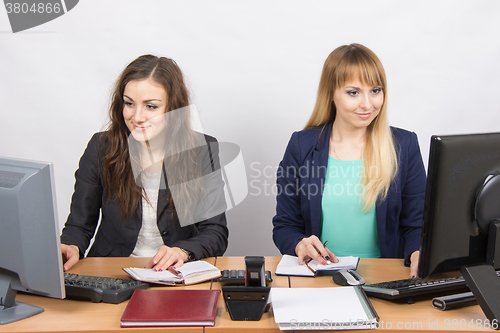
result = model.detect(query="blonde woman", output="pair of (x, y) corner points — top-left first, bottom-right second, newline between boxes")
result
(272, 44), (425, 277)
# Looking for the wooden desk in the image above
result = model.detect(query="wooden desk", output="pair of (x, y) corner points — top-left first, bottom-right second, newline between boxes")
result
(0, 257), (494, 333)
(208, 256), (286, 333)
(1, 257), (214, 333)
(290, 258), (493, 332)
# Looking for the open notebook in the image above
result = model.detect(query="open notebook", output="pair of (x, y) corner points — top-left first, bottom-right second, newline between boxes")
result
(123, 260), (221, 285)
(275, 254), (359, 277)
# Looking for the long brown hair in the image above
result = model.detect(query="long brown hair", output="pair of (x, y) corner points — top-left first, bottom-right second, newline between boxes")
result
(101, 55), (198, 219)
(305, 43), (398, 211)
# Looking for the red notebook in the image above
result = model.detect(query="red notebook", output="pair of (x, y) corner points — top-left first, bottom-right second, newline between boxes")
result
(120, 289), (220, 327)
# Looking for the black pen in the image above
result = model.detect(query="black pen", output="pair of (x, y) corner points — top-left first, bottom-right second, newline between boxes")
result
(313, 240), (331, 264)
(323, 241), (332, 264)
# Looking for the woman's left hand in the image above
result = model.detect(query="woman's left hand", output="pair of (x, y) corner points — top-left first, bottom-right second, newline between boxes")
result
(144, 245), (189, 271)
(410, 250), (420, 278)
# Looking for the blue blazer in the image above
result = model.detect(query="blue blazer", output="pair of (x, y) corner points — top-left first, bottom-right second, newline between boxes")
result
(272, 123), (426, 265)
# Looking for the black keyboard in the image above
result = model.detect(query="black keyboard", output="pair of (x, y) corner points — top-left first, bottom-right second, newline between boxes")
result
(64, 273), (148, 304)
(363, 270), (500, 300)
(362, 275), (469, 300)
(217, 269), (273, 285)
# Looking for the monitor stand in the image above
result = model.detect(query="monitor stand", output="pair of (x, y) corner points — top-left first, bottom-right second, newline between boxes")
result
(461, 265), (500, 329)
(461, 221), (500, 329)
(0, 274), (44, 325)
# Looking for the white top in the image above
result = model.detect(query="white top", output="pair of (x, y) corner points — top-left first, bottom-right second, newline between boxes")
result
(130, 172), (164, 257)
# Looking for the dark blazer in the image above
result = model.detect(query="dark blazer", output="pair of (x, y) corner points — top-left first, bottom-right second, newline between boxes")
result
(61, 132), (229, 260)
(272, 123), (426, 265)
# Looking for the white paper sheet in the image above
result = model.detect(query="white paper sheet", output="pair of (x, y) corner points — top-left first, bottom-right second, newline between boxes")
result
(271, 287), (377, 330)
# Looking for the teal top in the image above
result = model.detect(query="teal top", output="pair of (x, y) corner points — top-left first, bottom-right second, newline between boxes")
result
(320, 156), (381, 258)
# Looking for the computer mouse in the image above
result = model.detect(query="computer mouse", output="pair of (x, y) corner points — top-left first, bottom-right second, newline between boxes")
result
(332, 269), (365, 286)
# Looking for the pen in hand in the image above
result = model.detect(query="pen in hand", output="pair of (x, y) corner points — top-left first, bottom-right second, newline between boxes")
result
(313, 240), (332, 265)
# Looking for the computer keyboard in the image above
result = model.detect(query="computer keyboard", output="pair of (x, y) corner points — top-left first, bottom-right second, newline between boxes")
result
(217, 269), (273, 285)
(64, 273), (148, 304)
(363, 270), (500, 301)
(362, 275), (470, 300)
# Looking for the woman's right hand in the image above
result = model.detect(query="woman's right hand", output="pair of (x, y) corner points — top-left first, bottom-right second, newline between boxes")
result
(295, 235), (337, 265)
(144, 245), (189, 272)
(61, 244), (80, 272)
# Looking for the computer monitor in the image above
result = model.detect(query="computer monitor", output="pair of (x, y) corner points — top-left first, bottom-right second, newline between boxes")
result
(0, 157), (65, 325)
(418, 132), (500, 279)
(417, 132), (500, 323)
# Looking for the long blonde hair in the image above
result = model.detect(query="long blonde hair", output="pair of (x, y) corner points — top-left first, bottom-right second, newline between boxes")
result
(305, 43), (398, 211)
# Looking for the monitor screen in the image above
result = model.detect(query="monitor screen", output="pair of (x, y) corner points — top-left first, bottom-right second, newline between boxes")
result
(0, 157), (65, 325)
(418, 132), (500, 279)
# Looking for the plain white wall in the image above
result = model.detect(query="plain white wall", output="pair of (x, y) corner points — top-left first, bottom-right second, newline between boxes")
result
(1, 0), (499, 257)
